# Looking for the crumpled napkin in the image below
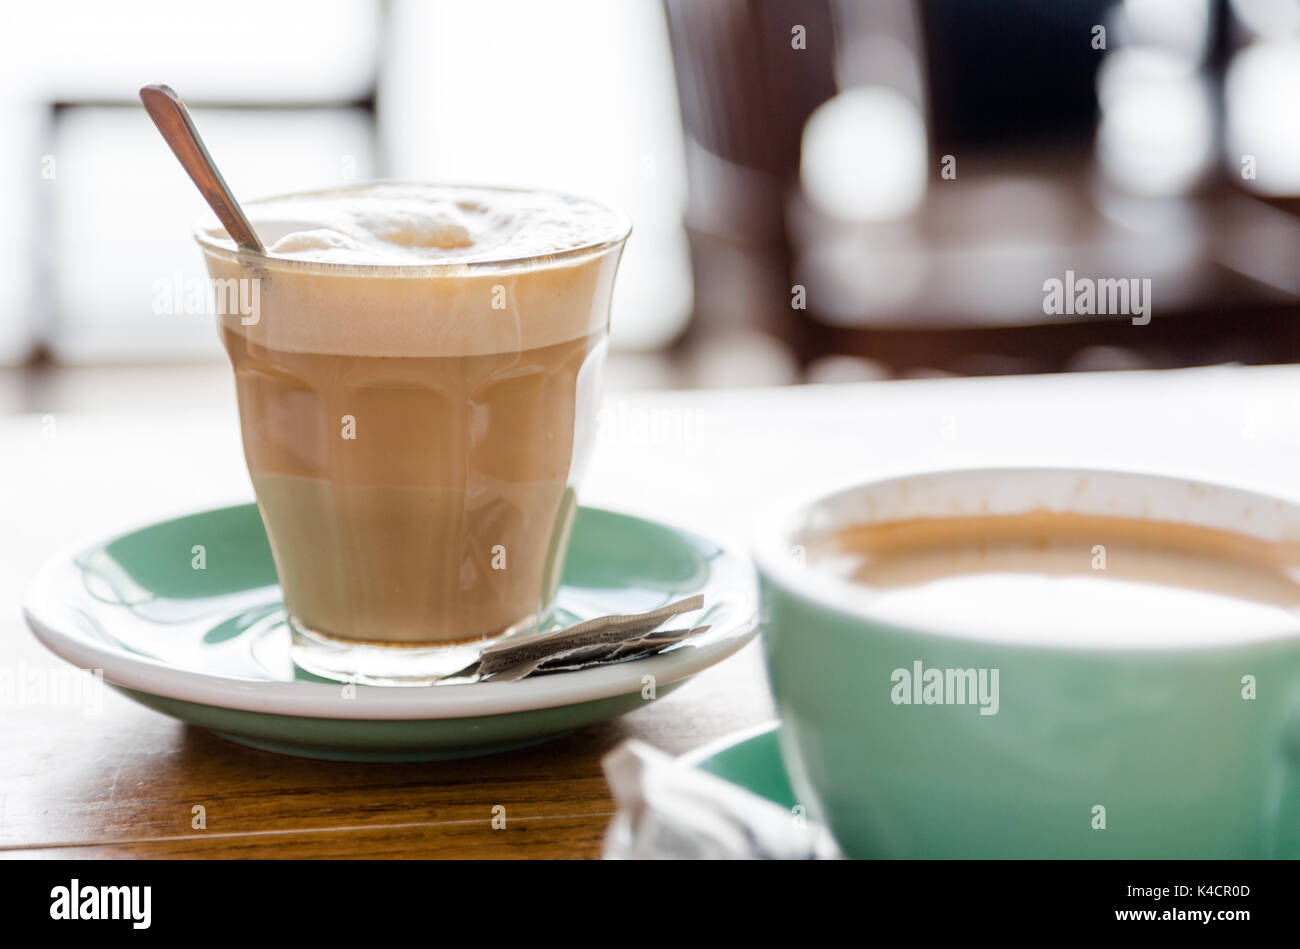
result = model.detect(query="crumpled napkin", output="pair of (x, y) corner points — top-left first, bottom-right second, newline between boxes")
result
(600, 739), (843, 859)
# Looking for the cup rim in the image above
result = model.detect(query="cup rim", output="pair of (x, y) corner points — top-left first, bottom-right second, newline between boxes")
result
(752, 465), (1300, 653)
(192, 180), (633, 277)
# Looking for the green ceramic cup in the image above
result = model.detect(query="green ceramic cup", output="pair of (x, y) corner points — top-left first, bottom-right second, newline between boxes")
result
(754, 468), (1300, 858)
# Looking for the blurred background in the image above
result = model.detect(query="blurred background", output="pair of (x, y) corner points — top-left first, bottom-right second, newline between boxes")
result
(0, 0), (1296, 414)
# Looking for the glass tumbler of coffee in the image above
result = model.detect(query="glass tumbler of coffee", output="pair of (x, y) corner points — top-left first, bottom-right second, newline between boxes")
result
(195, 184), (630, 684)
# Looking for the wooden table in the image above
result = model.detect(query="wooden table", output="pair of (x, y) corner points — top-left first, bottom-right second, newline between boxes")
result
(3, 364), (1299, 857)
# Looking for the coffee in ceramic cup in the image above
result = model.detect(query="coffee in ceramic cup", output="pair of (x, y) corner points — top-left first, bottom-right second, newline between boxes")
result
(757, 468), (1300, 858)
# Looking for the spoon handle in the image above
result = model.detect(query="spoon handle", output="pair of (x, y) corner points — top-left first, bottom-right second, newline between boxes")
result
(139, 84), (265, 254)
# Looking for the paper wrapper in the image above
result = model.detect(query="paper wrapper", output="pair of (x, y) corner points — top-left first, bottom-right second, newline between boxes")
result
(600, 739), (843, 860)
(449, 595), (708, 682)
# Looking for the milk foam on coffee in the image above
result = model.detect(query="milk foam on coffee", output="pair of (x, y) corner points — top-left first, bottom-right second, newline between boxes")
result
(200, 184), (629, 358)
(237, 184), (629, 265)
(805, 511), (1300, 647)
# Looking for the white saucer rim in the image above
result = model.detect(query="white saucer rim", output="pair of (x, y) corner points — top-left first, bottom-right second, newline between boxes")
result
(24, 504), (759, 721)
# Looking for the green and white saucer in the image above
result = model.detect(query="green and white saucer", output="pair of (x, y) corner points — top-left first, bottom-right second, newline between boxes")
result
(683, 722), (795, 808)
(24, 503), (758, 761)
